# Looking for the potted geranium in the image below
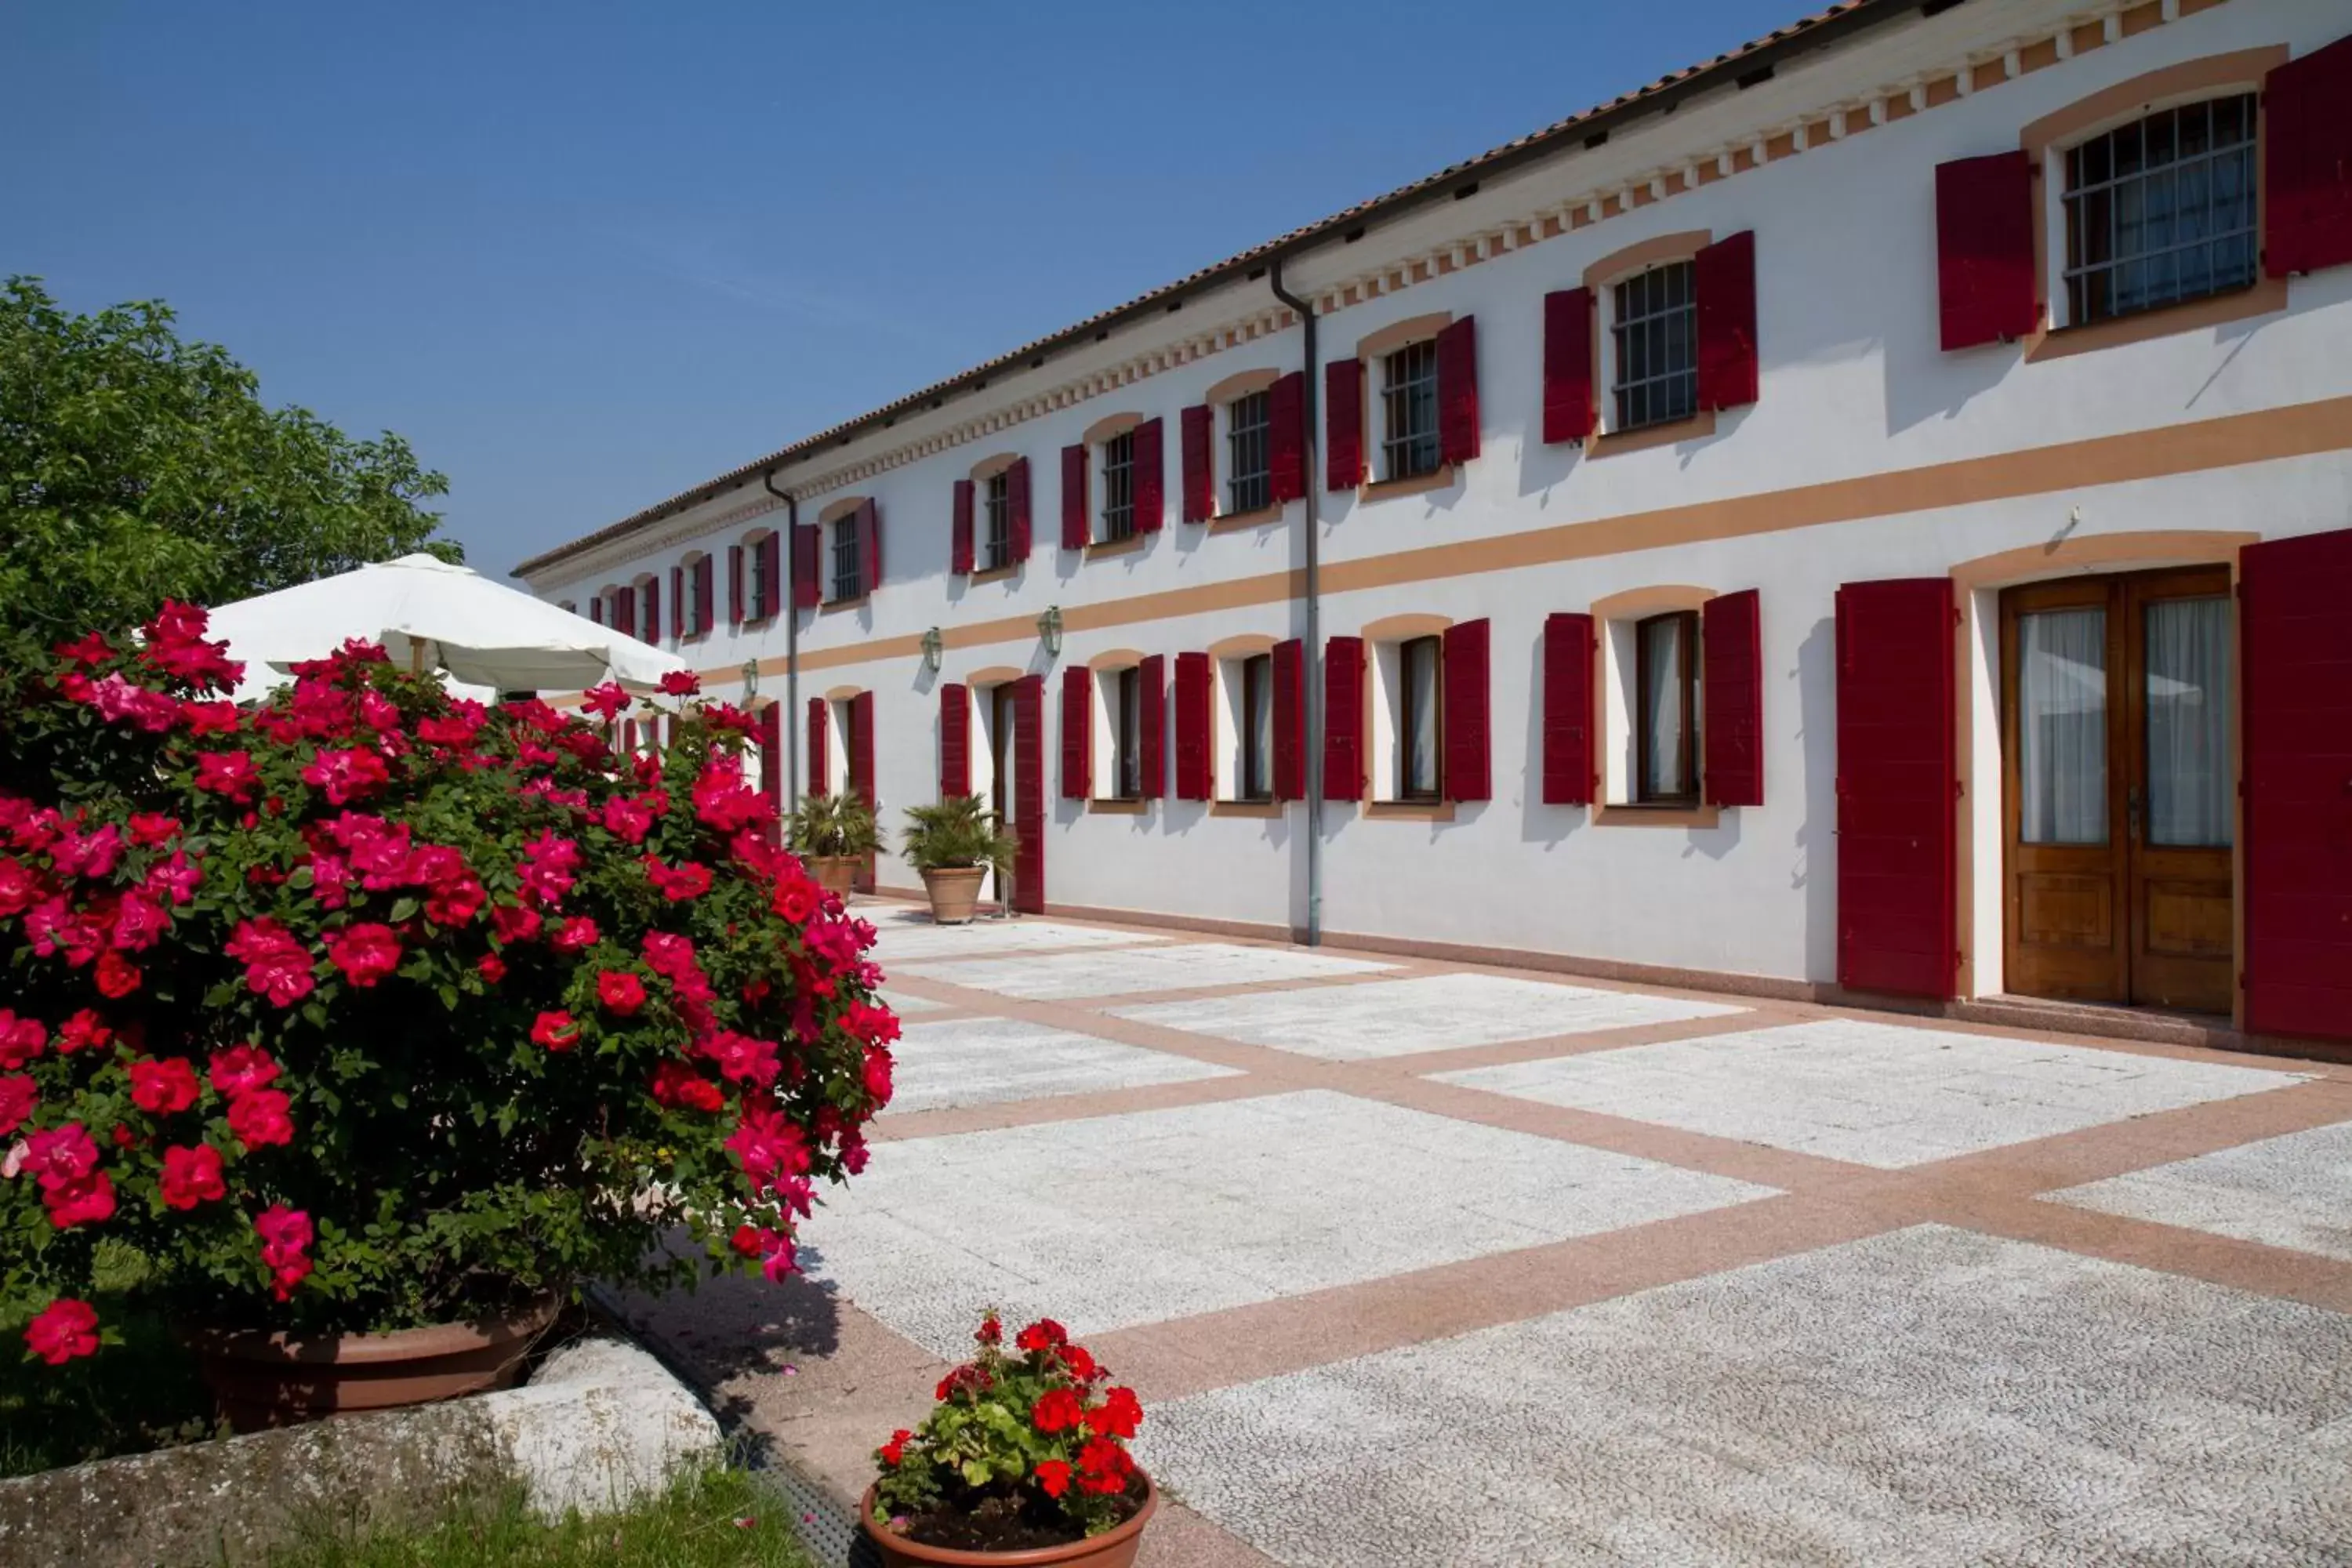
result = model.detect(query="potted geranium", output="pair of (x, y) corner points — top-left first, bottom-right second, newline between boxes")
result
(789, 791), (882, 898)
(866, 1312), (1153, 1566)
(0, 606), (896, 1428)
(899, 797), (1016, 926)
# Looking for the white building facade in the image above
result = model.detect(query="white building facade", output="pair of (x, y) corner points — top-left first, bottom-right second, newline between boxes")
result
(519, 0), (2352, 1049)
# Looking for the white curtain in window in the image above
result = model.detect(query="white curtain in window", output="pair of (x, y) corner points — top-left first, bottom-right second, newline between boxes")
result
(1406, 644), (1439, 793)
(1641, 619), (1685, 799)
(1249, 661), (1273, 797)
(2019, 608), (2107, 844)
(2145, 597), (2233, 848)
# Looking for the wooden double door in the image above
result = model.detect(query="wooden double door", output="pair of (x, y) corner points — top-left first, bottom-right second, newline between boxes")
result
(2002, 567), (2235, 1014)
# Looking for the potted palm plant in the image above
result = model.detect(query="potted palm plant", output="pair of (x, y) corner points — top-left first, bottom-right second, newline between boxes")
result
(791, 791), (884, 897)
(900, 796), (1017, 925)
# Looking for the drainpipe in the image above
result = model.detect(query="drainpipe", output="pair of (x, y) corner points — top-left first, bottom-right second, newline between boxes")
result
(760, 470), (800, 818)
(1268, 256), (1322, 947)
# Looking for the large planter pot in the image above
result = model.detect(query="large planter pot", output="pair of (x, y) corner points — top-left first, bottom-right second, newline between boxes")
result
(182, 1295), (559, 1432)
(920, 866), (989, 924)
(810, 855), (861, 897)
(859, 1477), (1156, 1568)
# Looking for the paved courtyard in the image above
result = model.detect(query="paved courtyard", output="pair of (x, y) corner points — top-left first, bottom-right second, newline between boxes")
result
(615, 905), (2352, 1567)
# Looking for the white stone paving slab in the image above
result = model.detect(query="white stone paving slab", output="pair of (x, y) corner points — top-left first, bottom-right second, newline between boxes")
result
(892, 942), (1397, 1001)
(884, 1017), (1241, 1116)
(1142, 1225), (2352, 1567)
(1113, 972), (1745, 1059)
(2044, 1120), (2352, 1262)
(877, 990), (949, 1016)
(1433, 1018), (2304, 1168)
(867, 913), (1168, 962)
(799, 1090), (1774, 1358)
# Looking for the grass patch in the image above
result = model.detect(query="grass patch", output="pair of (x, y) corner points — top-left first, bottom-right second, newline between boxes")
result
(0, 1305), (223, 1478)
(266, 1467), (815, 1568)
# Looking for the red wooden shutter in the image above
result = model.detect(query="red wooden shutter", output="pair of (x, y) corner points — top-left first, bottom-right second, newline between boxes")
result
(1173, 652), (1211, 801)
(589, 594), (603, 627)
(759, 530), (782, 618)
(1703, 589), (1764, 808)
(728, 546), (746, 625)
(1835, 577), (1958, 999)
(1436, 316), (1480, 466)
(757, 702), (783, 838)
(1180, 405), (1214, 524)
(1008, 456), (1033, 559)
(2241, 525), (2352, 1040)
(1696, 230), (1759, 411)
(938, 682), (970, 800)
(644, 575), (661, 643)
(1132, 417), (1164, 533)
(951, 480), (975, 575)
(1442, 618), (1490, 802)
(1138, 653), (1167, 800)
(669, 565), (684, 638)
(1541, 289), (1597, 444)
(1268, 371), (1307, 503)
(1010, 674), (1046, 913)
(1541, 613), (1595, 805)
(848, 691), (877, 891)
(1060, 445), (1088, 550)
(1324, 358), (1363, 491)
(1272, 637), (1305, 800)
(2265, 34), (2352, 278)
(1323, 635), (1365, 800)
(805, 696), (829, 797)
(1936, 151), (2038, 350)
(792, 526), (819, 609)
(615, 585), (637, 637)
(1060, 666), (1092, 800)
(697, 555), (717, 629)
(858, 501), (883, 592)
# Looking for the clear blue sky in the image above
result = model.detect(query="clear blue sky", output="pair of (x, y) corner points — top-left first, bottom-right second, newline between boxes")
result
(5, 2), (1792, 578)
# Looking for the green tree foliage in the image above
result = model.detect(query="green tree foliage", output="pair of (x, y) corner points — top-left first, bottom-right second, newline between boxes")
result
(0, 276), (456, 675)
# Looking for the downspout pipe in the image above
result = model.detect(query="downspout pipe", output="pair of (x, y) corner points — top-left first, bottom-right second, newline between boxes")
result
(760, 471), (800, 820)
(1267, 257), (1322, 947)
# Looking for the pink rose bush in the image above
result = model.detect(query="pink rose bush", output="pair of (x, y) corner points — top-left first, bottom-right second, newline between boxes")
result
(1, 605), (895, 1366)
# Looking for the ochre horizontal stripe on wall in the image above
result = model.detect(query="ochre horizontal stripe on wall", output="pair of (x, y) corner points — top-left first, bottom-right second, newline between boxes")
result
(739, 394), (2352, 680)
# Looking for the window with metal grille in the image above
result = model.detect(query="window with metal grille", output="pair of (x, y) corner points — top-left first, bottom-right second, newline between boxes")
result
(1381, 341), (1441, 481)
(1099, 431), (1135, 542)
(1113, 666), (1142, 800)
(1611, 263), (1698, 431)
(1226, 391), (1272, 514)
(829, 518), (862, 603)
(1397, 636), (1442, 801)
(2063, 93), (2256, 327)
(747, 535), (771, 619)
(983, 471), (1011, 570)
(686, 556), (709, 634)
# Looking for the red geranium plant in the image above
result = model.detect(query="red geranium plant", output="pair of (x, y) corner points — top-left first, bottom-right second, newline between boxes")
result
(0, 605), (895, 1364)
(869, 1312), (1148, 1552)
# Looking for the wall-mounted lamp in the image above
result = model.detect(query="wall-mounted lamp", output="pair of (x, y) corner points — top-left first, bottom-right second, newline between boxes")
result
(920, 626), (944, 673)
(740, 659), (760, 702)
(1036, 604), (1064, 659)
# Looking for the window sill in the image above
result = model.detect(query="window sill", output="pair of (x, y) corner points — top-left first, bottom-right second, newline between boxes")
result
(1593, 802), (1722, 829)
(2024, 277), (2285, 362)
(818, 596), (870, 615)
(1209, 504), (1286, 534)
(1084, 535), (1147, 561)
(1358, 466), (1455, 503)
(1588, 410), (1718, 459)
(968, 564), (1021, 584)
(1365, 800), (1455, 822)
(1088, 797), (1147, 815)
(1210, 799), (1283, 818)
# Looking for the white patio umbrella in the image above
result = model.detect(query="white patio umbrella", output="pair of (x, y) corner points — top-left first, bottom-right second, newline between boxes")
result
(205, 554), (689, 704)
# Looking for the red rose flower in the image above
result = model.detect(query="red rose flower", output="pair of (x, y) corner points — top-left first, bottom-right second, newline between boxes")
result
(597, 971), (647, 1015)
(0, 1011), (46, 1070)
(581, 683), (630, 720)
(128, 1056), (200, 1115)
(299, 746), (391, 805)
(325, 922), (402, 987)
(158, 1143), (227, 1209)
(43, 1171), (116, 1229)
(649, 1062), (724, 1113)
(658, 670), (701, 696)
(1034, 1460), (1073, 1498)
(0, 1074), (36, 1137)
(227, 1088), (296, 1149)
(225, 918), (314, 1008)
(93, 951), (143, 998)
(477, 953), (507, 983)
(55, 1008), (112, 1053)
(489, 903), (543, 945)
(862, 1045), (894, 1109)
(1031, 1386), (1086, 1434)
(24, 1299), (100, 1366)
(209, 1043), (281, 1097)
(549, 915), (599, 953)
(127, 812), (181, 847)
(696, 1030), (781, 1087)
(255, 1204), (314, 1301)
(531, 1011), (581, 1051)
(193, 750), (260, 801)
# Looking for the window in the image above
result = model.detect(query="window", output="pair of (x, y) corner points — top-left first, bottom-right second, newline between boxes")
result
(1238, 653), (1273, 802)
(682, 555), (710, 637)
(747, 533), (772, 619)
(829, 517), (862, 603)
(2063, 94), (2256, 327)
(983, 470), (1011, 570)
(1397, 635), (1441, 801)
(1380, 341), (1440, 481)
(1112, 666), (1142, 800)
(1635, 612), (1699, 804)
(558, 600), (575, 616)
(1099, 431), (1135, 542)
(1226, 391), (1271, 514)
(1612, 263), (1698, 431)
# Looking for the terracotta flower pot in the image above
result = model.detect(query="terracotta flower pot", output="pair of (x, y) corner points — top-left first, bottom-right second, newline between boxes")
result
(810, 855), (861, 896)
(921, 866), (989, 924)
(182, 1295), (559, 1432)
(859, 1477), (1156, 1568)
